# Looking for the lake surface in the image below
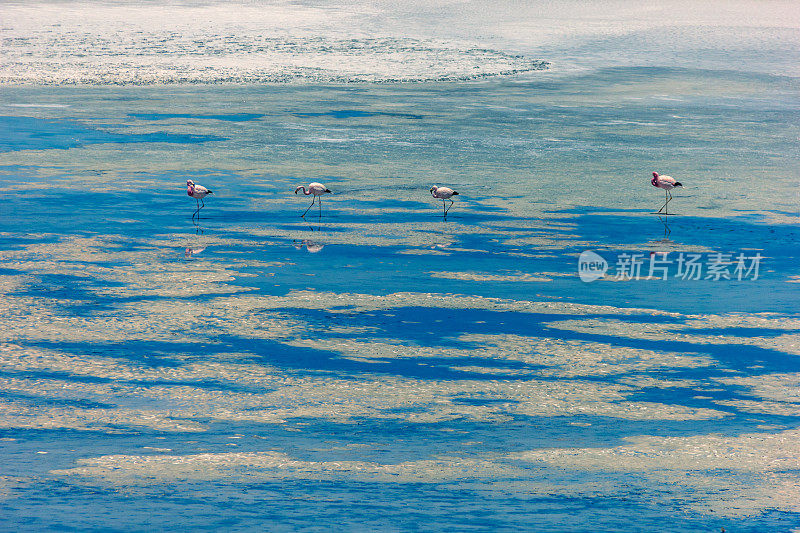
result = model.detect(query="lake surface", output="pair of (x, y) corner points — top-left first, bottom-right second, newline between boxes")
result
(1, 1), (799, 531)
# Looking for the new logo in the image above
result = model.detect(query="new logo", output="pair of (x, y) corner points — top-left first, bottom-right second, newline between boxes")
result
(578, 250), (608, 282)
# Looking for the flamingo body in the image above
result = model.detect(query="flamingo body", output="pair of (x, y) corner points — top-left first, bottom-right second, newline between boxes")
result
(651, 172), (682, 215)
(430, 186), (457, 199)
(187, 179), (212, 200)
(295, 182), (332, 217)
(651, 172), (681, 191)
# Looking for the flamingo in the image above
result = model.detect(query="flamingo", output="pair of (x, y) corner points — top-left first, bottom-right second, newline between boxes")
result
(651, 172), (682, 215)
(294, 182), (331, 217)
(187, 179), (212, 219)
(430, 185), (459, 217)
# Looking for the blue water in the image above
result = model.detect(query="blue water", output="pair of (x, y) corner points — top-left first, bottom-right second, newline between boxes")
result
(128, 113), (267, 122)
(0, 115), (225, 152)
(1, 20), (800, 533)
(292, 110), (426, 120)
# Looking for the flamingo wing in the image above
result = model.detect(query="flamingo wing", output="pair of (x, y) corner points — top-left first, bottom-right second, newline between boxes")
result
(308, 182), (326, 194)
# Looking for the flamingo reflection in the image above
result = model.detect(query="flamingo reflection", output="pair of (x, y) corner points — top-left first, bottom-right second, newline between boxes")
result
(185, 246), (207, 258)
(293, 239), (325, 253)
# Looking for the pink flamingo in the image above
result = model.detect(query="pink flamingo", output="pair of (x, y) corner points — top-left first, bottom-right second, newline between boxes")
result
(651, 172), (682, 215)
(187, 179), (212, 219)
(294, 182), (332, 217)
(430, 185), (459, 217)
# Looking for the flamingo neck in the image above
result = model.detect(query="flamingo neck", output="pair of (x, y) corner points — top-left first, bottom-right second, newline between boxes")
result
(651, 173), (659, 187)
(296, 186), (310, 195)
(187, 185), (194, 196)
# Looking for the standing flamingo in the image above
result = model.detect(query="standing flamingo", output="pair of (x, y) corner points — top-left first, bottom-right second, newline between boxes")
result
(651, 172), (682, 215)
(294, 182), (332, 217)
(187, 179), (212, 219)
(430, 185), (459, 217)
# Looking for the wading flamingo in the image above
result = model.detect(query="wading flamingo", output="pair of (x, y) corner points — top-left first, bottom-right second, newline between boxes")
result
(295, 182), (332, 217)
(430, 185), (459, 217)
(651, 172), (682, 215)
(187, 179), (212, 219)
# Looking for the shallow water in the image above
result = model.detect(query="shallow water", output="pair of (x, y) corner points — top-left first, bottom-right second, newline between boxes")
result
(2, 1), (800, 531)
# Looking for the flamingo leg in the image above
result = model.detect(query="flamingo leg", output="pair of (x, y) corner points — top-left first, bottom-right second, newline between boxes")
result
(318, 197), (322, 217)
(656, 189), (668, 214)
(192, 198), (200, 220)
(663, 190), (673, 216)
(301, 196), (315, 217)
(444, 199), (454, 215)
(442, 199), (447, 218)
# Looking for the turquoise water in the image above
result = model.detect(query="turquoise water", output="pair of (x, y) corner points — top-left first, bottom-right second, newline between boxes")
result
(2, 2), (800, 531)
(1, 72), (799, 532)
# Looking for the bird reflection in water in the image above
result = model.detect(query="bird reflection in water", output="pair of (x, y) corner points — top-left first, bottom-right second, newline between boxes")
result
(657, 214), (672, 240)
(292, 239), (324, 253)
(647, 215), (675, 253)
(292, 219), (325, 253)
(185, 245), (207, 258)
(192, 215), (204, 235)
